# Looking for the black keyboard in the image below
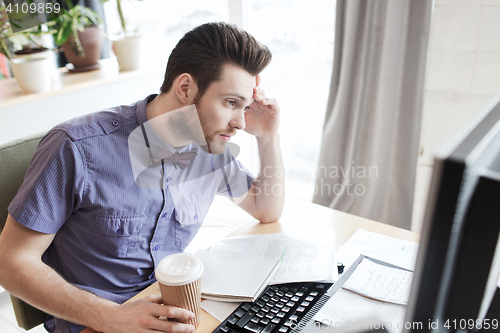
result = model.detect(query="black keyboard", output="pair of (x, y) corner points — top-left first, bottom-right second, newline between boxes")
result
(212, 282), (333, 333)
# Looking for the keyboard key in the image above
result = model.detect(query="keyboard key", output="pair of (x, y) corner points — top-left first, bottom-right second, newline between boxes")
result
(266, 313), (275, 319)
(266, 301), (275, 308)
(291, 296), (300, 302)
(228, 315), (239, 325)
(277, 312), (286, 318)
(236, 311), (255, 328)
(282, 306), (291, 312)
(289, 315), (298, 321)
(244, 322), (263, 333)
(281, 297), (289, 303)
(310, 291), (318, 296)
(316, 284), (325, 289)
(251, 317), (260, 324)
(235, 309), (246, 318)
(305, 296), (314, 302)
(300, 287), (308, 292)
(271, 317), (281, 324)
(260, 318), (270, 325)
(256, 311), (265, 318)
(262, 324), (276, 333)
(289, 288), (298, 293)
(266, 290), (275, 297)
(280, 287), (289, 292)
(262, 306), (270, 313)
(296, 306), (305, 312)
(295, 292), (304, 297)
(270, 286), (279, 292)
(279, 327), (289, 333)
(285, 292), (294, 298)
(284, 321), (293, 327)
(251, 306), (260, 312)
(301, 301), (310, 307)
(271, 296), (280, 302)
(242, 303), (252, 311)
(276, 291), (285, 297)
(262, 295), (270, 302)
(270, 307), (279, 313)
(256, 300), (266, 307)
(276, 302), (285, 308)
(220, 325), (230, 332)
(286, 302), (295, 307)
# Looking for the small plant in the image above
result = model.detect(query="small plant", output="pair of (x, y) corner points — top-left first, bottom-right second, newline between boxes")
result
(0, 5), (12, 59)
(101, 0), (143, 37)
(54, 0), (102, 57)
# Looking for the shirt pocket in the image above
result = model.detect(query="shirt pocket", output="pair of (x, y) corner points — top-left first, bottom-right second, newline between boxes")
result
(94, 214), (146, 258)
(174, 200), (211, 227)
(173, 200), (211, 250)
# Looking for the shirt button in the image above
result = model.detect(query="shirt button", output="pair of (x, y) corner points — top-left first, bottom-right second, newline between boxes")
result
(154, 245), (159, 251)
(116, 228), (123, 235)
(166, 176), (172, 182)
(112, 120), (119, 126)
(193, 214), (198, 220)
(162, 213), (168, 218)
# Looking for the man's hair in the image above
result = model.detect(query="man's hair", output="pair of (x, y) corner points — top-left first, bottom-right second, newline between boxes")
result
(160, 22), (272, 97)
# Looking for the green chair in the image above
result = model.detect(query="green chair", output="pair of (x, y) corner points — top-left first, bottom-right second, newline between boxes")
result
(0, 133), (48, 330)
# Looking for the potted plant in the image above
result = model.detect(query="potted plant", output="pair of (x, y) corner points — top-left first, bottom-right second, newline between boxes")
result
(0, 6), (54, 93)
(54, 0), (103, 72)
(101, 0), (144, 70)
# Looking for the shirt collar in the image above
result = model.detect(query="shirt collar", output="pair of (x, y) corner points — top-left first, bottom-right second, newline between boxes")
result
(136, 94), (198, 154)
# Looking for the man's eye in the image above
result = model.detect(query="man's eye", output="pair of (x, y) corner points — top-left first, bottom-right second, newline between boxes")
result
(244, 106), (250, 112)
(228, 100), (236, 107)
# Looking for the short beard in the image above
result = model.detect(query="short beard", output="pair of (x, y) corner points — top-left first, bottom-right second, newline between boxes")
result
(194, 95), (229, 155)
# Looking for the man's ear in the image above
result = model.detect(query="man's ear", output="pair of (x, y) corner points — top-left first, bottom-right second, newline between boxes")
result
(175, 73), (198, 105)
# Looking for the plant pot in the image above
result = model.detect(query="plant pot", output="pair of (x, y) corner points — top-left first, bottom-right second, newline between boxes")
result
(10, 56), (53, 94)
(62, 25), (102, 72)
(112, 34), (143, 71)
(14, 47), (51, 60)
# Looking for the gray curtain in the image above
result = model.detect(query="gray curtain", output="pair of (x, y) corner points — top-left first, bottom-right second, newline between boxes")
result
(313, 0), (432, 229)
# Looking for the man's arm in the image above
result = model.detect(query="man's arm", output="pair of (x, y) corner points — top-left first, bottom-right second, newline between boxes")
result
(237, 79), (285, 223)
(0, 215), (195, 333)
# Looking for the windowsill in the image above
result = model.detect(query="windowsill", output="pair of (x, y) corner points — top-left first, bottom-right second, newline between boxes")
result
(0, 58), (164, 109)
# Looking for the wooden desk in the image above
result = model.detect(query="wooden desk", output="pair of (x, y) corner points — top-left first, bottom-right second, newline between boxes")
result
(82, 196), (419, 333)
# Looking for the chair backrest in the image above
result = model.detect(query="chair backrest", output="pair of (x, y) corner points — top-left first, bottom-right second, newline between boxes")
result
(0, 132), (48, 330)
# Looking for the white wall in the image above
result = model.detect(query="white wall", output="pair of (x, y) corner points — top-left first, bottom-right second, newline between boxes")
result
(412, 0), (500, 232)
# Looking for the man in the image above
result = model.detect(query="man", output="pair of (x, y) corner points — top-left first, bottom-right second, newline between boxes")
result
(0, 22), (284, 333)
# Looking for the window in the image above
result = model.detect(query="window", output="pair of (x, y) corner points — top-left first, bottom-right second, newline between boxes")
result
(103, 0), (336, 201)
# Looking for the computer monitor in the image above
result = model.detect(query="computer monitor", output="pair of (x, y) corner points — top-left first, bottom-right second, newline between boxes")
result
(403, 95), (500, 332)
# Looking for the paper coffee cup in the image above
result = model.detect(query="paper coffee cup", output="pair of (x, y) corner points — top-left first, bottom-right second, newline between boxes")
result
(155, 253), (204, 328)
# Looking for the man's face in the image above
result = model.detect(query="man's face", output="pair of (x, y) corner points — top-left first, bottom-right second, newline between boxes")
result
(194, 64), (256, 154)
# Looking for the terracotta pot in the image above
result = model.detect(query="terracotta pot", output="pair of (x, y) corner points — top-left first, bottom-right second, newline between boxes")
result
(62, 25), (102, 72)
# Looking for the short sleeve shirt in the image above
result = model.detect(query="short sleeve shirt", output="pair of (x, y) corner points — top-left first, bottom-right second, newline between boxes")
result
(8, 95), (253, 333)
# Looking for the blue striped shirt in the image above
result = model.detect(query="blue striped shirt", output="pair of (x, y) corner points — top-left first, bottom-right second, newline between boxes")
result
(8, 95), (253, 333)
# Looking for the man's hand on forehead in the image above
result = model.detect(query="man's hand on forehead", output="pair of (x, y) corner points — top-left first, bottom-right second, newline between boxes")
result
(244, 75), (280, 138)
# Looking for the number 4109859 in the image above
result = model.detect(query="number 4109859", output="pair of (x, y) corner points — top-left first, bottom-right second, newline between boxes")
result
(5, 2), (61, 15)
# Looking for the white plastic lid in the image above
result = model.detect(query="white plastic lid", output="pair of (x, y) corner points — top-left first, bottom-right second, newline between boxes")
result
(155, 253), (204, 286)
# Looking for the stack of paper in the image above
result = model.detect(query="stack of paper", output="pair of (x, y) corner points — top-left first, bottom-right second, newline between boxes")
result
(209, 233), (337, 284)
(195, 249), (280, 302)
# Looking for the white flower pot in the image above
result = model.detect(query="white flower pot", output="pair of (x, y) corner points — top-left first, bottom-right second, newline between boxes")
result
(113, 35), (143, 71)
(10, 56), (53, 94)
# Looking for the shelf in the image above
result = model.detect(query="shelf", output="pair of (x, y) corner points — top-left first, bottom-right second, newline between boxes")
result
(0, 58), (164, 108)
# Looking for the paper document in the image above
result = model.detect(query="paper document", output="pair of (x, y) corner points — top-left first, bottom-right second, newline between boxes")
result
(336, 228), (418, 272)
(342, 259), (413, 305)
(313, 289), (407, 333)
(201, 300), (240, 322)
(195, 249), (280, 302)
(210, 233), (337, 284)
